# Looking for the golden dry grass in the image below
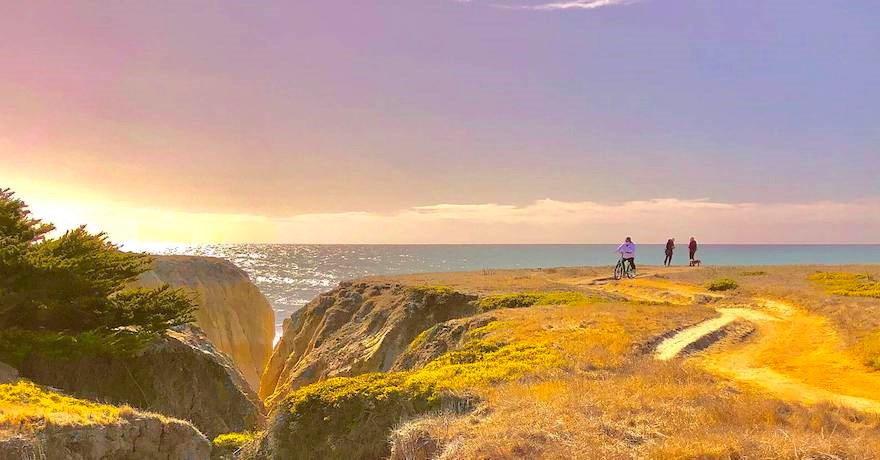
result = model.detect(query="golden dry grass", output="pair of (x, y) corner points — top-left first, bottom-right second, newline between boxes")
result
(0, 381), (134, 430)
(399, 359), (880, 459)
(385, 265), (880, 459)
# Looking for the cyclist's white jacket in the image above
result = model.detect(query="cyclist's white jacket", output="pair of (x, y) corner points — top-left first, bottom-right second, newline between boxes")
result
(616, 242), (636, 259)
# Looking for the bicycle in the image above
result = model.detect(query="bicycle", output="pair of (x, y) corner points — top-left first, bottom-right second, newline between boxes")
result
(613, 257), (636, 280)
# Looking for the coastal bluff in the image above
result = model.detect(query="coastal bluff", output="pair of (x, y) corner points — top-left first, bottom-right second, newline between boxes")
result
(259, 282), (477, 401)
(134, 255), (275, 390)
(244, 266), (880, 459)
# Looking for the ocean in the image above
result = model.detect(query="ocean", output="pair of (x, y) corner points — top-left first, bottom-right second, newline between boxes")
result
(134, 244), (880, 335)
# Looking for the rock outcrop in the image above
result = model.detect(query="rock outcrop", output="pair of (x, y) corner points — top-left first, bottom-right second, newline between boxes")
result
(0, 380), (211, 459)
(0, 413), (211, 460)
(0, 362), (18, 384)
(17, 325), (264, 439)
(259, 283), (478, 401)
(134, 255), (274, 390)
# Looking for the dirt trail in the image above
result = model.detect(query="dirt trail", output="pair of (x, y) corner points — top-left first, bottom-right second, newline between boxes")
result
(590, 276), (880, 414)
(655, 308), (778, 360)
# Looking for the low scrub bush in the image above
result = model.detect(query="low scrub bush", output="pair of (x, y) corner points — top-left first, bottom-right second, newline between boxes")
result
(213, 431), (257, 450)
(411, 285), (457, 296)
(740, 271), (766, 276)
(278, 321), (564, 458)
(808, 272), (880, 298)
(477, 291), (596, 311)
(704, 278), (738, 292)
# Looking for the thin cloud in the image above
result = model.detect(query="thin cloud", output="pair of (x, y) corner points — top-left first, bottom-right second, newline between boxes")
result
(57, 197), (880, 246)
(492, 0), (641, 11)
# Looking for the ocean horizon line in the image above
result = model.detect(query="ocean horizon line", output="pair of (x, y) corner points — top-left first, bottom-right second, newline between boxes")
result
(124, 242), (880, 250)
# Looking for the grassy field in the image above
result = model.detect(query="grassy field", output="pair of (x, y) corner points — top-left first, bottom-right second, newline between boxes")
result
(373, 265), (880, 458)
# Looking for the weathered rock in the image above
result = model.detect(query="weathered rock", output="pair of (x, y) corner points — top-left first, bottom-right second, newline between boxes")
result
(259, 283), (478, 401)
(0, 412), (211, 459)
(0, 362), (18, 384)
(18, 325), (264, 439)
(134, 255), (275, 390)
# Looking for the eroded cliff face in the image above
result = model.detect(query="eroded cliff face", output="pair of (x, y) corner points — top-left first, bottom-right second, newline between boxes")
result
(134, 255), (275, 390)
(18, 325), (264, 439)
(259, 283), (478, 401)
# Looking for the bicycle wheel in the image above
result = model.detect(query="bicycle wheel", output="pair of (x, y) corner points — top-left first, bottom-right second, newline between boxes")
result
(626, 261), (636, 279)
(613, 262), (623, 280)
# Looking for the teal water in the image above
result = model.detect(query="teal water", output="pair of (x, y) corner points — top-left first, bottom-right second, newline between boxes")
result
(142, 244), (880, 335)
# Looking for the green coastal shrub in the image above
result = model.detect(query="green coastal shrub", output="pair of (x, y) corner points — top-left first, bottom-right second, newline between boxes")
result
(808, 272), (880, 298)
(411, 285), (457, 296)
(213, 431), (257, 451)
(704, 278), (738, 292)
(740, 271), (767, 276)
(0, 329), (152, 367)
(277, 321), (565, 458)
(477, 291), (596, 311)
(280, 372), (441, 459)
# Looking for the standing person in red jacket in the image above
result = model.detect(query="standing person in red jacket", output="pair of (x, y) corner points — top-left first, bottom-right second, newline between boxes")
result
(688, 237), (698, 261)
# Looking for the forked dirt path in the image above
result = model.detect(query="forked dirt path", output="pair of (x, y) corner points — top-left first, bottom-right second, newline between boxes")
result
(654, 307), (778, 360)
(588, 276), (880, 414)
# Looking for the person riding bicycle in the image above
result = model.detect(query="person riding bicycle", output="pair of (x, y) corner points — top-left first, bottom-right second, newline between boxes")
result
(616, 237), (636, 273)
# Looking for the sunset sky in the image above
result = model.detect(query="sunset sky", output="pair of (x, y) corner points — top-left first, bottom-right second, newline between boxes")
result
(3, 1), (879, 244)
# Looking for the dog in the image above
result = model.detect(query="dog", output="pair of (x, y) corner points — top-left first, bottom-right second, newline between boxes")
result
(689, 259), (702, 267)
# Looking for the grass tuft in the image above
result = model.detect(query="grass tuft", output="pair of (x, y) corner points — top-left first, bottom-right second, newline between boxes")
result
(704, 278), (738, 292)
(213, 431), (257, 450)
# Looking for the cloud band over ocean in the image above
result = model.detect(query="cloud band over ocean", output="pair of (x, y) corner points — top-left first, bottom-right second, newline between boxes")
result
(23, 195), (880, 245)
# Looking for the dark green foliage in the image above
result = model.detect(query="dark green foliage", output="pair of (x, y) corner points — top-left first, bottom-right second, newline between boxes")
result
(0, 188), (196, 358)
(0, 329), (152, 367)
(108, 286), (196, 333)
(277, 372), (442, 459)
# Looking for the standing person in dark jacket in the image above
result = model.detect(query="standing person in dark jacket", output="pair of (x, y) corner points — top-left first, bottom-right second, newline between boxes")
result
(688, 237), (698, 261)
(664, 238), (675, 266)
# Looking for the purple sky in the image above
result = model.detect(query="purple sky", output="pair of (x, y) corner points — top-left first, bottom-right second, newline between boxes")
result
(2, 1), (879, 243)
